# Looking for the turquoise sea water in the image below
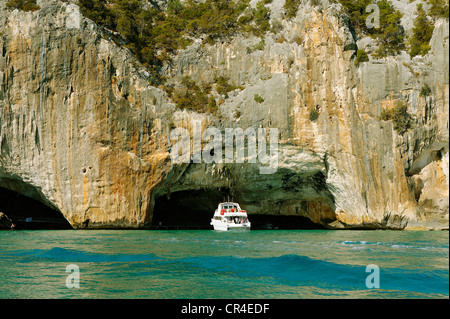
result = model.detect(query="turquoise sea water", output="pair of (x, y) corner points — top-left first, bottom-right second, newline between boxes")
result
(0, 229), (448, 299)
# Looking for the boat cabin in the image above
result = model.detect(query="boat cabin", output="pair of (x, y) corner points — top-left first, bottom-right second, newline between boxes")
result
(211, 202), (251, 231)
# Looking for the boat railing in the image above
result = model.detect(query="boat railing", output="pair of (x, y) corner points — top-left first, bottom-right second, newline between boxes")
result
(224, 216), (249, 224)
(219, 208), (246, 215)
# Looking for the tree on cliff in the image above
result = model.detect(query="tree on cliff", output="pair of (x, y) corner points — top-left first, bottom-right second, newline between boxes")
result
(77, 0), (272, 86)
(408, 4), (435, 58)
(373, 0), (405, 56)
(428, 0), (450, 19)
(338, 0), (405, 57)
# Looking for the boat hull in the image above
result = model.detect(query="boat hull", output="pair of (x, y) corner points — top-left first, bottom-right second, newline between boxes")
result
(211, 221), (251, 231)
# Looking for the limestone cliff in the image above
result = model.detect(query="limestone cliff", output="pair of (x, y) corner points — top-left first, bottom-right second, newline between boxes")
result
(0, 0), (448, 229)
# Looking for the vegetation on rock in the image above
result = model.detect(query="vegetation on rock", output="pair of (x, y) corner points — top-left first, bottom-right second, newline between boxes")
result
(171, 75), (242, 114)
(72, 0), (445, 116)
(337, 0), (405, 57)
(427, 0), (450, 19)
(337, 0), (447, 59)
(420, 84), (432, 97)
(214, 76), (238, 97)
(254, 94), (265, 104)
(379, 101), (412, 134)
(283, 0), (301, 18)
(76, 0), (275, 113)
(408, 4), (435, 58)
(6, 0), (40, 11)
(355, 49), (369, 66)
(172, 76), (217, 114)
(309, 108), (319, 122)
(77, 0), (273, 85)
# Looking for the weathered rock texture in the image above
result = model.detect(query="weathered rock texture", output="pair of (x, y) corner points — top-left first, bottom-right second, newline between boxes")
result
(0, 0), (448, 229)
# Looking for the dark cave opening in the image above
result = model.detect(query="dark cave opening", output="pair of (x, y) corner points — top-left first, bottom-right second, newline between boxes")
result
(151, 188), (229, 229)
(151, 189), (325, 230)
(0, 187), (72, 230)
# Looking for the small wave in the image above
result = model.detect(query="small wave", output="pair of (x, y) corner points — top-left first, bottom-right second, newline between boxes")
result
(171, 254), (448, 295)
(391, 244), (410, 248)
(175, 254), (366, 289)
(340, 240), (369, 245)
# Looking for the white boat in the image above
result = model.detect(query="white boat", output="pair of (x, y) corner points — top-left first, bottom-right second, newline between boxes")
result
(210, 202), (251, 231)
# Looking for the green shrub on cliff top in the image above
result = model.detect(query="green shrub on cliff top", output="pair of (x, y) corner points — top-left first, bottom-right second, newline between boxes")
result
(77, 0), (113, 27)
(338, 0), (405, 57)
(6, 0), (40, 12)
(373, 0), (405, 56)
(253, 1), (271, 35)
(428, 0), (450, 19)
(408, 4), (435, 58)
(77, 0), (273, 86)
(284, 0), (301, 18)
(337, 0), (371, 31)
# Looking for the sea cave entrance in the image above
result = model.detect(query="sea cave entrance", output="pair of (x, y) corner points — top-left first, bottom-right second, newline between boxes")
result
(151, 188), (228, 229)
(151, 189), (326, 230)
(0, 186), (72, 230)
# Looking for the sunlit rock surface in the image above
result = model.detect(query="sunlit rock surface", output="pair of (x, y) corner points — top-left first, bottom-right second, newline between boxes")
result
(0, 0), (447, 229)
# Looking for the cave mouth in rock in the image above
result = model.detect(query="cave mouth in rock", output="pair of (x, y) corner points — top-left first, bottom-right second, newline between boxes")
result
(151, 189), (326, 230)
(0, 187), (72, 230)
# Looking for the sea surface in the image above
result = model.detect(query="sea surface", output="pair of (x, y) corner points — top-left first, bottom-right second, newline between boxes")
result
(0, 229), (448, 299)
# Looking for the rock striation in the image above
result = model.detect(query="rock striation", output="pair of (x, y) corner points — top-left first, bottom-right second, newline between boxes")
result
(0, 0), (448, 229)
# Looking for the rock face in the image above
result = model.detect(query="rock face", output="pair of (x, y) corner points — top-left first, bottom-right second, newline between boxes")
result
(0, 0), (448, 229)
